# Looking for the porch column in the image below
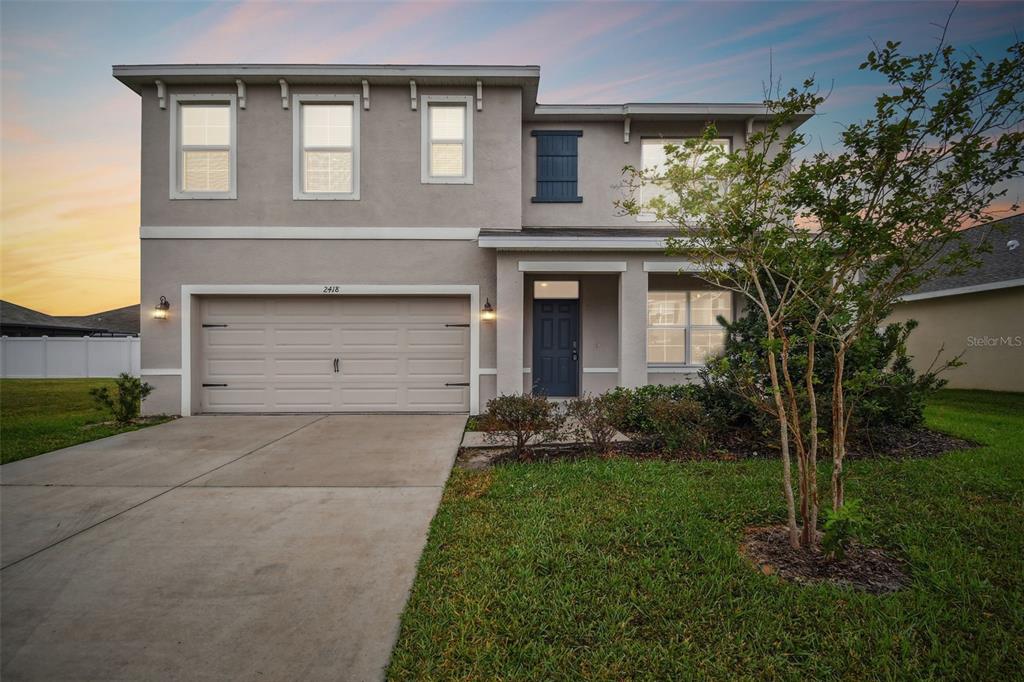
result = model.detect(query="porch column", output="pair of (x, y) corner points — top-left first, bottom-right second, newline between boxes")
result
(618, 263), (647, 388)
(496, 253), (524, 395)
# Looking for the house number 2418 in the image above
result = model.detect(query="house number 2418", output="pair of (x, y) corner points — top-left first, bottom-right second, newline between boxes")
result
(322, 286), (341, 294)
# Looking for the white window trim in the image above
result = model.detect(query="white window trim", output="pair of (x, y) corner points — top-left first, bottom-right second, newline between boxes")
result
(169, 94), (237, 200)
(646, 290), (732, 368)
(637, 136), (731, 222)
(420, 95), (474, 184)
(292, 93), (360, 200)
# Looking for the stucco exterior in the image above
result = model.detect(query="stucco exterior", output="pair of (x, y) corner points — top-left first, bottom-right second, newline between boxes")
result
(888, 286), (1024, 393)
(116, 63), (790, 415)
(141, 83), (523, 229)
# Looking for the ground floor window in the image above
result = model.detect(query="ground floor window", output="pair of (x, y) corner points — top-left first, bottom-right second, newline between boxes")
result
(647, 290), (732, 365)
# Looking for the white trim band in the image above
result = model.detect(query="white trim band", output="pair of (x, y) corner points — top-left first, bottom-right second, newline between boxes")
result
(899, 278), (1024, 302)
(582, 367), (618, 373)
(518, 260), (627, 273)
(141, 368), (183, 376)
(478, 368), (497, 375)
(481, 236), (674, 250)
(648, 366), (702, 374)
(141, 226), (483, 240)
(644, 260), (703, 273)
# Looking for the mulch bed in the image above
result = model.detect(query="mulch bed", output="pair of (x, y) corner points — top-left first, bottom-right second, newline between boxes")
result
(740, 525), (909, 594)
(848, 426), (977, 459)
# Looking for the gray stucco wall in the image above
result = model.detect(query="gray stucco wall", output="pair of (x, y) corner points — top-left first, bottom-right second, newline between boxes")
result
(522, 119), (749, 228)
(140, 239), (496, 414)
(140, 83), (522, 229)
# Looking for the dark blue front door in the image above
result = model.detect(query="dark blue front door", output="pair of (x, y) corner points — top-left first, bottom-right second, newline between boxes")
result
(532, 299), (579, 396)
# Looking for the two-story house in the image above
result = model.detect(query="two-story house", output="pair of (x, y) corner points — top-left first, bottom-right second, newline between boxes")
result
(113, 64), (811, 415)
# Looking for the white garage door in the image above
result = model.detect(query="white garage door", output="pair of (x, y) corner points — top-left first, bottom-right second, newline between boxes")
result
(198, 296), (470, 413)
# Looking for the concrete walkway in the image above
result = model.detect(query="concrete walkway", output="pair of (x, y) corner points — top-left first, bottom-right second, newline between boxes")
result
(0, 414), (464, 681)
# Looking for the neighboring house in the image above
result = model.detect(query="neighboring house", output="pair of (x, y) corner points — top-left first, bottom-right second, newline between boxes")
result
(0, 301), (140, 337)
(113, 64), (812, 416)
(889, 214), (1024, 393)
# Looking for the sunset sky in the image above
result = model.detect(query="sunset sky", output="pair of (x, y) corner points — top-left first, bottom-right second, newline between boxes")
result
(1, 0), (1021, 315)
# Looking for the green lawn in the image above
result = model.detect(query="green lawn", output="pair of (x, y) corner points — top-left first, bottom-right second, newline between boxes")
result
(0, 379), (171, 465)
(389, 390), (1024, 680)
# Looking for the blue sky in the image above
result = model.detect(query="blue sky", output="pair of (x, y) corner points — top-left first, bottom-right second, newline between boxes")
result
(1, 0), (1021, 313)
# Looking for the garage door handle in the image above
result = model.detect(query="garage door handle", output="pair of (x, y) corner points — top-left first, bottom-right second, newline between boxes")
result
(333, 358), (339, 373)
(445, 323), (470, 328)
(202, 383), (227, 387)
(202, 324), (228, 328)
(445, 382), (469, 387)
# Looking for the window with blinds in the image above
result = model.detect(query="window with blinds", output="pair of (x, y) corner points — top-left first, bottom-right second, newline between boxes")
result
(531, 130), (582, 203)
(302, 103), (354, 194)
(177, 102), (233, 196)
(421, 96), (473, 184)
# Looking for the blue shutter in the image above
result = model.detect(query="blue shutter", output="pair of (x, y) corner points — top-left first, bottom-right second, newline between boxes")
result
(531, 130), (583, 203)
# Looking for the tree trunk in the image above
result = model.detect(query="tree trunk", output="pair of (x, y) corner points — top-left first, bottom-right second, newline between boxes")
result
(766, 339), (800, 548)
(831, 348), (847, 510)
(804, 337), (820, 545)
(780, 335), (812, 547)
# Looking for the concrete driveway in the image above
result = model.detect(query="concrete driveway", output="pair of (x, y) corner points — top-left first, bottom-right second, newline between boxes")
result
(0, 414), (464, 681)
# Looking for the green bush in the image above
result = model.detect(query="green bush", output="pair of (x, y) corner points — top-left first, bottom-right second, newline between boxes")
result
(480, 394), (564, 458)
(605, 384), (709, 454)
(821, 498), (866, 560)
(701, 304), (952, 437)
(89, 373), (153, 425)
(647, 396), (711, 455)
(565, 393), (618, 454)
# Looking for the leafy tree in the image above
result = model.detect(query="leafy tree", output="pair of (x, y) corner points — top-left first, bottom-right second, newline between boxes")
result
(617, 28), (1024, 549)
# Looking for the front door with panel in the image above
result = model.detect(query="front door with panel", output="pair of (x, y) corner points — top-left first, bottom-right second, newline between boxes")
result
(532, 299), (579, 397)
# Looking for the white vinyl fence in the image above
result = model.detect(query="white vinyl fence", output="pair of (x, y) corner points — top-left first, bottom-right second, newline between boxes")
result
(0, 336), (141, 378)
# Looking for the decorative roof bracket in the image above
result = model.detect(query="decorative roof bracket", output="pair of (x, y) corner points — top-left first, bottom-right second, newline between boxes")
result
(362, 80), (370, 110)
(279, 79), (289, 109)
(476, 81), (483, 111)
(155, 80), (166, 109)
(623, 115), (631, 143)
(410, 80), (417, 110)
(235, 79), (246, 109)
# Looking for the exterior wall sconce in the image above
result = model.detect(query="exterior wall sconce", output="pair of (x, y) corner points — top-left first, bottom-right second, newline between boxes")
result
(153, 296), (170, 320)
(481, 298), (495, 321)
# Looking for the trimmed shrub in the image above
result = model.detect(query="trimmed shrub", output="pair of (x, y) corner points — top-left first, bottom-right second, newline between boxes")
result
(565, 393), (618, 454)
(605, 384), (710, 454)
(821, 498), (866, 560)
(647, 396), (712, 455)
(480, 394), (565, 458)
(90, 373), (153, 425)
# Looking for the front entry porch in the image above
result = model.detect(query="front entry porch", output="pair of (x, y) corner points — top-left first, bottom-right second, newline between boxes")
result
(492, 251), (734, 399)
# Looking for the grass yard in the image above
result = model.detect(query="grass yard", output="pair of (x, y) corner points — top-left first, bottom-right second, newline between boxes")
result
(0, 379), (171, 465)
(389, 390), (1024, 680)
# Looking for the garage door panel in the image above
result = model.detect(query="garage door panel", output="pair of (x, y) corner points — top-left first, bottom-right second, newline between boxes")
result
(407, 329), (467, 347)
(407, 357), (466, 377)
(407, 387), (467, 409)
(206, 358), (267, 379)
(341, 358), (401, 377)
(273, 327), (334, 347)
(206, 328), (266, 347)
(199, 296), (469, 413)
(272, 387), (335, 410)
(273, 358), (334, 378)
(340, 329), (400, 347)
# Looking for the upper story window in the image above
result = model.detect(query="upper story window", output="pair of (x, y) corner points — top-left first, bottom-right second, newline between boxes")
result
(292, 94), (360, 200)
(170, 94), (236, 199)
(531, 130), (582, 203)
(638, 137), (730, 220)
(647, 290), (733, 365)
(421, 95), (473, 184)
